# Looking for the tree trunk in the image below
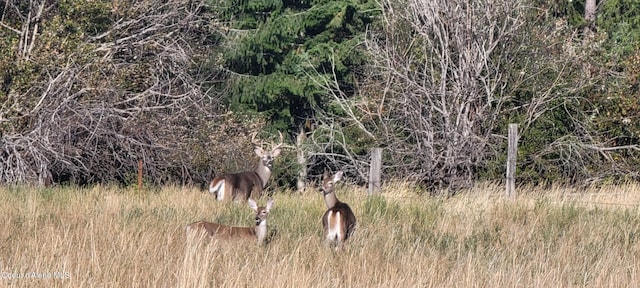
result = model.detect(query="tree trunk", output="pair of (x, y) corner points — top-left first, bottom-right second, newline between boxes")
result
(583, 0), (596, 41)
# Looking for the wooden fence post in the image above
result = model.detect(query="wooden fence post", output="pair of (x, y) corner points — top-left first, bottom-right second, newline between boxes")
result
(506, 124), (518, 198)
(296, 127), (307, 192)
(368, 147), (382, 195)
(137, 159), (143, 191)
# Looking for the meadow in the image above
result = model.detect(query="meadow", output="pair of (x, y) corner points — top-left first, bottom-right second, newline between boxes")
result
(1, 182), (640, 287)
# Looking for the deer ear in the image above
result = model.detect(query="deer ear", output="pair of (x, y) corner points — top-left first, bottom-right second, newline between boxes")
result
(254, 147), (264, 156)
(265, 198), (274, 211)
(323, 170), (330, 180)
(271, 148), (281, 158)
(333, 171), (343, 183)
(248, 198), (258, 211)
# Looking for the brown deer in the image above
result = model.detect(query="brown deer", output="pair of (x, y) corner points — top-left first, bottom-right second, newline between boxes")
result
(321, 170), (356, 249)
(209, 132), (283, 201)
(185, 198), (274, 244)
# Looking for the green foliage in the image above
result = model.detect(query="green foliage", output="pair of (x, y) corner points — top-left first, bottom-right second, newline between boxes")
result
(587, 1), (640, 154)
(470, 1), (640, 184)
(220, 0), (377, 132)
(56, 0), (113, 37)
(478, 1), (640, 183)
(475, 5), (580, 182)
(531, 0), (587, 28)
(598, 0), (640, 57)
(271, 148), (302, 188)
(581, 1), (640, 178)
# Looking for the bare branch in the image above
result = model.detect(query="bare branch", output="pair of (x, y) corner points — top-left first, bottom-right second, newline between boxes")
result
(310, 0), (529, 190)
(0, 21), (22, 34)
(0, 0), (228, 185)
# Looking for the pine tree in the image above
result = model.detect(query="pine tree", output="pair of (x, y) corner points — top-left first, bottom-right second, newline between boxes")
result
(220, 0), (378, 132)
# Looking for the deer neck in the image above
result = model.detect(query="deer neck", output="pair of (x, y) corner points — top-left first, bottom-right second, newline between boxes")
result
(254, 220), (268, 244)
(253, 161), (271, 189)
(324, 191), (339, 209)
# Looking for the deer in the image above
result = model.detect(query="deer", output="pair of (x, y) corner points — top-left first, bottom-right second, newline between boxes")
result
(209, 131), (283, 201)
(185, 198), (274, 244)
(320, 170), (356, 249)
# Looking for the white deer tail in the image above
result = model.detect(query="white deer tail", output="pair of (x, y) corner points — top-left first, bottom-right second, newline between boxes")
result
(209, 179), (225, 201)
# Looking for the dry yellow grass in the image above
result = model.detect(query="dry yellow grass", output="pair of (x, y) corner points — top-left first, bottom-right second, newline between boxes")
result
(1, 183), (640, 287)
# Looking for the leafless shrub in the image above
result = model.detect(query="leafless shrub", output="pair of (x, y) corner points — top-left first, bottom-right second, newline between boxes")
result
(0, 0), (228, 185)
(309, 0), (528, 190)
(309, 0), (637, 189)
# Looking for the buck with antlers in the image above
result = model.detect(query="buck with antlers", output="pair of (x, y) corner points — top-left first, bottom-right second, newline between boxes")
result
(209, 132), (283, 201)
(320, 170), (356, 249)
(186, 198), (274, 244)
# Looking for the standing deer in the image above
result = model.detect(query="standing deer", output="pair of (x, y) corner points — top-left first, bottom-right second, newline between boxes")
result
(321, 170), (356, 249)
(186, 198), (274, 244)
(209, 132), (283, 201)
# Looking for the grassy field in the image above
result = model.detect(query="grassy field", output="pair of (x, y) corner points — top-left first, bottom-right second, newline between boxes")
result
(1, 182), (640, 287)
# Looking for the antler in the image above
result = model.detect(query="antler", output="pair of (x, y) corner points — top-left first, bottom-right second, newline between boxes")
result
(251, 132), (262, 148)
(251, 131), (283, 151)
(273, 131), (284, 151)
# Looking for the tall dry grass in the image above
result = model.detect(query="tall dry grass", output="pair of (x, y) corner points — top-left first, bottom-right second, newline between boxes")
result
(1, 183), (640, 287)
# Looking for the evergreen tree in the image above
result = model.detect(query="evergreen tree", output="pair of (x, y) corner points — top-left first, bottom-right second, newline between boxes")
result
(219, 0), (378, 132)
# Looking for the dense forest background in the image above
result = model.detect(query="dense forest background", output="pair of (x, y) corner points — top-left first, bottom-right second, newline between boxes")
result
(1, 0), (639, 192)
